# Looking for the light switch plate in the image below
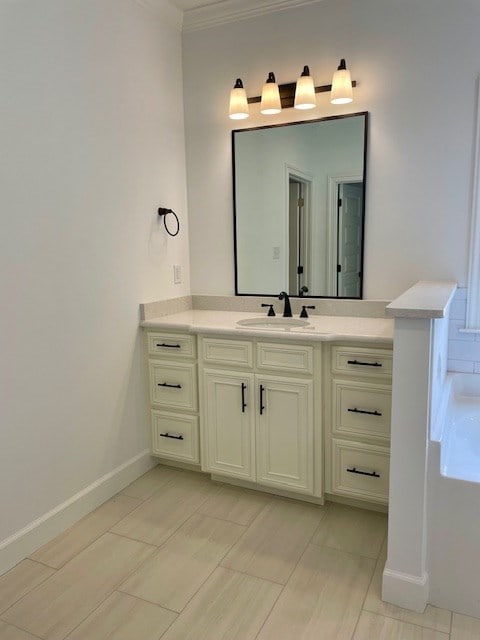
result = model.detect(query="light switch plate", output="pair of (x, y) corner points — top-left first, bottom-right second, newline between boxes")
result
(173, 264), (182, 284)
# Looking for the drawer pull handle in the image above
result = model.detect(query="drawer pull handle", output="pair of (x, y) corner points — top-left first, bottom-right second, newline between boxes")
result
(259, 385), (265, 415)
(241, 383), (247, 413)
(156, 343), (181, 349)
(347, 359), (382, 367)
(160, 432), (184, 440)
(347, 467), (380, 478)
(348, 407), (382, 416)
(158, 382), (182, 389)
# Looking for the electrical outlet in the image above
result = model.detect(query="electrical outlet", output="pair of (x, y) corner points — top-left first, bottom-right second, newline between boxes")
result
(173, 264), (182, 284)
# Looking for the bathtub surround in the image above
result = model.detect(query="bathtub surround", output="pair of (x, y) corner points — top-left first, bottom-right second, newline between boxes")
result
(447, 288), (480, 372)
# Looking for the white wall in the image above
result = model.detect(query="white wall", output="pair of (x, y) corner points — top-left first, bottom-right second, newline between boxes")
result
(0, 0), (189, 545)
(183, 0), (480, 300)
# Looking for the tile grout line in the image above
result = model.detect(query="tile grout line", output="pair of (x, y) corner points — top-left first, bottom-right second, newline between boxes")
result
(357, 610), (452, 638)
(252, 502), (333, 640)
(0, 564), (58, 617)
(351, 529), (388, 640)
(0, 617), (44, 639)
(55, 536), (163, 640)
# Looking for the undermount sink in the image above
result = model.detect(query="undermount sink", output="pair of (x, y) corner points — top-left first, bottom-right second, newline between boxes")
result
(236, 317), (310, 329)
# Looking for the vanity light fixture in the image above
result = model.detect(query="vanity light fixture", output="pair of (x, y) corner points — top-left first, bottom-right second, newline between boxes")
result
(294, 65), (317, 110)
(228, 59), (356, 119)
(260, 72), (282, 115)
(229, 78), (249, 120)
(330, 58), (353, 104)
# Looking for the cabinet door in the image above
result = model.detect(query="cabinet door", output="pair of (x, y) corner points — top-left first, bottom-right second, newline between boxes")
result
(256, 375), (313, 494)
(203, 370), (255, 481)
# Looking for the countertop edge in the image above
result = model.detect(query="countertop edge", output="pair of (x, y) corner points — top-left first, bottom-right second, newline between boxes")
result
(386, 281), (457, 319)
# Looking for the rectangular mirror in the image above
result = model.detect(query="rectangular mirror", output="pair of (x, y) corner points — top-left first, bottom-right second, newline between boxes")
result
(233, 112), (368, 298)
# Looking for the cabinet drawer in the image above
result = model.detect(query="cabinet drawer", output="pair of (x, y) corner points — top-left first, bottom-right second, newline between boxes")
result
(151, 411), (199, 463)
(332, 346), (392, 378)
(332, 379), (391, 441)
(201, 337), (253, 368)
(331, 439), (390, 504)
(149, 361), (197, 411)
(257, 342), (313, 375)
(147, 332), (196, 358)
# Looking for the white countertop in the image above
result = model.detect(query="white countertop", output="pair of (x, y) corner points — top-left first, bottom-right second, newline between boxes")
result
(141, 310), (394, 344)
(386, 281), (457, 319)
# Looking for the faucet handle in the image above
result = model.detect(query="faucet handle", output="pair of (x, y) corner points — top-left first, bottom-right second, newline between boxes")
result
(300, 305), (315, 318)
(261, 303), (276, 317)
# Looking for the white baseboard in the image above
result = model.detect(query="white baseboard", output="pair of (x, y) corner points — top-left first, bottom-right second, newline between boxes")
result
(382, 567), (429, 613)
(0, 450), (156, 576)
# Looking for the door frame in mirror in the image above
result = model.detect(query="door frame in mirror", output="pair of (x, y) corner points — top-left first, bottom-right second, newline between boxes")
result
(232, 111), (369, 299)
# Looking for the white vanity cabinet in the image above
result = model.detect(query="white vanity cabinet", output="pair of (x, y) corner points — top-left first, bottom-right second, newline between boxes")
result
(200, 336), (317, 497)
(324, 344), (393, 506)
(145, 331), (200, 464)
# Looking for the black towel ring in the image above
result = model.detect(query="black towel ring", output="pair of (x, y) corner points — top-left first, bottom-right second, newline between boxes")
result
(158, 207), (180, 237)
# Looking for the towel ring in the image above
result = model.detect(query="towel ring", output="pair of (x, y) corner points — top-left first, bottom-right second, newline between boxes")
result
(158, 207), (180, 237)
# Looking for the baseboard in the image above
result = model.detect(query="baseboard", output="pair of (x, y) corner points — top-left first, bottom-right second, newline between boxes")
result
(382, 567), (429, 613)
(0, 450), (156, 576)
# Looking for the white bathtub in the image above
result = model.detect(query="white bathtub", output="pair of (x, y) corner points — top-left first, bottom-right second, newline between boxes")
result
(440, 373), (480, 483)
(427, 372), (480, 617)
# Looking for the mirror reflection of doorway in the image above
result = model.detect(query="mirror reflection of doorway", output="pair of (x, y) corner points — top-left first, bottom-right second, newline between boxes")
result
(288, 174), (312, 296)
(337, 182), (363, 297)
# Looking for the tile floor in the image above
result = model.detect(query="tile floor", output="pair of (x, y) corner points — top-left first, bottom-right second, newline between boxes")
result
(0, 465), (478, 639)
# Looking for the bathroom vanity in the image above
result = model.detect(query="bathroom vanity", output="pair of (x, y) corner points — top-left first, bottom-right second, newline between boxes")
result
(142, 309), (393, 509)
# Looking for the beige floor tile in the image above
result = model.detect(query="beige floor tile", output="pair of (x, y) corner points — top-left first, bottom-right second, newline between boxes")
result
(120, 465), (182, 500)
(221, 498), (326, 584)
(311, 503), (387, 559)
(65, 592), (176, 640)
(0, 621), (41, 639)
(111, 476), (219, 546)
(160, 567), (282, 640)
(257, 544), (375, 640)
(2, 533), (155, 640)
(120, 513), (245, 612)
(353, 611), (450, 639)
(29, 494), (142, 569)
(451, 612), (480, 639)
(363, 556), (451, 633)
(198, 485), (271, 526)
(0, 560), (55, 614)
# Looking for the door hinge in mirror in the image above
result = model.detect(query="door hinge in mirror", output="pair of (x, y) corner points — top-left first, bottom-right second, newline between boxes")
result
(297, 265), (304, 275)
(337, 264), (342, 273)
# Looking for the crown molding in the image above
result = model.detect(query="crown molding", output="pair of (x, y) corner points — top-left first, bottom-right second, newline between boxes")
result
(182, 0), (323, 33)
(134, 0), (183, 31)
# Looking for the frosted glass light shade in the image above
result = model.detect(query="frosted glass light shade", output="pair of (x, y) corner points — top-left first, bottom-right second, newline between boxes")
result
(229, 78), (249, 120)
(331, 59), (353, 104)
(294, 66), (316, 110)
(260, 72), (281, 115)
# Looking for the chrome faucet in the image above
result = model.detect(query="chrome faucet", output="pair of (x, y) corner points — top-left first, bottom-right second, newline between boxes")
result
(278, 291), (293, 317)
